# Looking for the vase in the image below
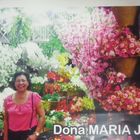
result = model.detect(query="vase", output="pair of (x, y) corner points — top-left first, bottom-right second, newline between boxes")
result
(115, 58), (137, 78)
(112, 6), (138, 26)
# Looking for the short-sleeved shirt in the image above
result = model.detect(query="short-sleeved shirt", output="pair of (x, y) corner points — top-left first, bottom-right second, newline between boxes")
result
(4, 91), (41, 131)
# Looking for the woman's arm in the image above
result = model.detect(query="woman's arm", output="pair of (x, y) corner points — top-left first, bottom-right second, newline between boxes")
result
(34, 101), (46, 134)
(27, 101), (45, 140)
(3, 111), (8, 140)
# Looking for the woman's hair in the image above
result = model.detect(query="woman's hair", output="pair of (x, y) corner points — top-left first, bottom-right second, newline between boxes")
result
(10, 71), (31, 90)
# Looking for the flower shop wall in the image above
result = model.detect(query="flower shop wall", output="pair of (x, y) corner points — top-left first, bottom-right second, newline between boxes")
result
(0, 5), (140, 140)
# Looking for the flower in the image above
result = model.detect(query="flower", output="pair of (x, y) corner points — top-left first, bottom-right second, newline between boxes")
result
(31, 76), (45, 84)
(47, 71), (60, 82)
(18, 41), (48, 71)
(0, 87), (14, 111)
(100, 86), (140, 113)
(0, 43), (20, 88)
(56, 7), (140, 114)
(100, 27), (140, 58)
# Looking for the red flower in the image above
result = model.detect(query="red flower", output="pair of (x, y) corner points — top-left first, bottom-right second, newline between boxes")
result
(47, 71), (60, 81)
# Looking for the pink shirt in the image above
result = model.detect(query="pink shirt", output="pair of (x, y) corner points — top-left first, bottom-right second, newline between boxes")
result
(4, 92), (41, 131)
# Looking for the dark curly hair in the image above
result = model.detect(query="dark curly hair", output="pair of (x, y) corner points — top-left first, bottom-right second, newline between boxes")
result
(10, 71), (31, 90)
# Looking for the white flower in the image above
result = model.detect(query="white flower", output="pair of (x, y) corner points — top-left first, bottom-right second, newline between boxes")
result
(48, 57), (60, 70)
(0, 43), (20, 87)
(47, 51), (61, 71)
(31, 76), (45, 84)
(64, 117), (72, 121)
(18, 41), (48, 70)
(70, 75), (88, 92)
(0, 87), (14, 111)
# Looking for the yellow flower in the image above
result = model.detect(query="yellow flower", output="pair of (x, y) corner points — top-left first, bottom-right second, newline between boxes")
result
(56, 53), (69, 66)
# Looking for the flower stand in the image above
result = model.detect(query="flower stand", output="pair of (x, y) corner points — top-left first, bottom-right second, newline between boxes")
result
(115, 57), (137, 78)
(112, 6), (138, 27)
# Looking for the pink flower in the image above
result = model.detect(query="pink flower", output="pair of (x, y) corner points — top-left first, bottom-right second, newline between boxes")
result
(115, 85), (121, 91)
(58, 7), (140, 113)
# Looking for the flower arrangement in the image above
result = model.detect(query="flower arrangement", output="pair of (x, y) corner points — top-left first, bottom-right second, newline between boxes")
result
(100, 27), (140, 58)
(44, 69), (87, 97)
(56, 98), (68, 112)
(44, 82), (61, 94)
(47, 51), (84, 82)
(70, 97), (83, 113)
(47, 71), (69, 83)
(43, 51), (88, 97)
(70, 96), (95, 113)
(47, 71), (60, 82)
(101, 71), (126, 97)
(101, 86), (140, 114)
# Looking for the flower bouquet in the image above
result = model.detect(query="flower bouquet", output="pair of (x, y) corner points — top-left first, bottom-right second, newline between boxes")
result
(69, 96), (95, 113)
(100, 27), (140, 59)
(101, 85), (140, 114)
(44, 82), (61, 94)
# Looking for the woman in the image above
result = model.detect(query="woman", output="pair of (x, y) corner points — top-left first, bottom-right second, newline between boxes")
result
(3, 71), (45, 140)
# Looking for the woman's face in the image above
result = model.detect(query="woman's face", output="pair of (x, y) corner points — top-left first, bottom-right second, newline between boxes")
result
(15, 75), (29, 92)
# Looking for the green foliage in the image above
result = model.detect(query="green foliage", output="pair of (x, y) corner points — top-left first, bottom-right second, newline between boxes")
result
(8, 16), (31, 47)
(31, 83), (44, 96)
(45, 120), (53, 129)
(39, 26), (67, 57)
(42, 94), (52, 100)
(49, 111), (64, 120)
(42, 93), (60, 101)
(0, 119), (3, 129)
(0, 112), (3, 129)
(45, 111), (64, 129)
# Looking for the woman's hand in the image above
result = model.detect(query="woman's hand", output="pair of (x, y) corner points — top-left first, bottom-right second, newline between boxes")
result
(27, 134), (37, 140)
